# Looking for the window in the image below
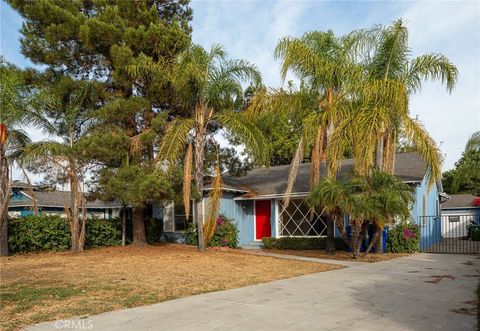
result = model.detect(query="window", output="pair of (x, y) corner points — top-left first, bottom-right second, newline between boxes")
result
(174, 203), (192, 231)
(278, 199), (326, 236)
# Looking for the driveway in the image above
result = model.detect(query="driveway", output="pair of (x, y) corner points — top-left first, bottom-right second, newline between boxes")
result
(29, 254), (478, 331)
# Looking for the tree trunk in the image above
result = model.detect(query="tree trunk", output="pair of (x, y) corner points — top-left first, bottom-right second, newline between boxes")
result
(122, 204), (126, 246)
(0, 141), (9, 256)
(363, 227), (381, 255)
(325, 215), (335, 254)
(68, 169), (85, 252)
(376, 136), (384, 171)
(132, 207), (146, 245)
(350, 222), (362, 259)
(194, 118), (206, 252)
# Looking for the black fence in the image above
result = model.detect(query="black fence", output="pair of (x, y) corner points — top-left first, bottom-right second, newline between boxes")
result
(418, 214), (480, 254)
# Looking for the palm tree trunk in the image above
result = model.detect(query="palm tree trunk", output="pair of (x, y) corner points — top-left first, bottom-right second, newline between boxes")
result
(194, 123), (206, 252)
(0, 140), (9, 256)
(350, 221), (362, 259)
(363, 226), (381, 255)
(376, 136), (384, 171)
(325, 214), (335, 254)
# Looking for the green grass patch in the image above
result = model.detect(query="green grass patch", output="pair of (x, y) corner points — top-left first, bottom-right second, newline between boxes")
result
(1, 285), (83, 303)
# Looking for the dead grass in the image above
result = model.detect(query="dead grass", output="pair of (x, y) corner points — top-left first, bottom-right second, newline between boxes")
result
(0, 244), (340, 330)
(263, 249), (412, 262)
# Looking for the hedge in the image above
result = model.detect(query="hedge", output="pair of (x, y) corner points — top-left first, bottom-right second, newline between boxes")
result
(186, 214), (238, 248)
(386, 222), (421, 253)
(262, 236), (347, 250)
(8, 215), (122, 254)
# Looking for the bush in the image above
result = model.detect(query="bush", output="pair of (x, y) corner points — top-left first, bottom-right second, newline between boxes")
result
(85, 218), (122, 248)
(186, 214), (238, 248)
(261, 236), (347, 250)
(386, 222), (420, 253)
(8, 215), (122, 254)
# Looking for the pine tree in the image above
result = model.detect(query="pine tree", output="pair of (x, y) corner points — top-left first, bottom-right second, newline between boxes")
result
(8, 0), (193, 244)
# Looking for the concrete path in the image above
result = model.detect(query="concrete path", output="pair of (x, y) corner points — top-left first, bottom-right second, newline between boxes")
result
(244, 250), (367, 267)
(28, 254), (479, 331)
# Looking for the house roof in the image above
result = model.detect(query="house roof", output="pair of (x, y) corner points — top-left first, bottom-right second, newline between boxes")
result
(442, 194), (479, 210)
(8, 190), (122, 209)
(215, 152), (428, 197)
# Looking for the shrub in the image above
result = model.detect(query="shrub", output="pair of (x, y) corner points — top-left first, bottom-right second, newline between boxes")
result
(261, 237), (347, 250)
(186, 214), (238, 248)
(386, 222), (420, 253)
(85, 218), (122, 248)
(8, 215), (122, 254)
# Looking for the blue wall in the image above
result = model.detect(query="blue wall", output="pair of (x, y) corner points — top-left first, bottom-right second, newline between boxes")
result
(411, 176), (441, 249)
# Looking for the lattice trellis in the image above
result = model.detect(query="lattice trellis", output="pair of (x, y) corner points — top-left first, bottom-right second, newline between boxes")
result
(278, 199), (327, 237)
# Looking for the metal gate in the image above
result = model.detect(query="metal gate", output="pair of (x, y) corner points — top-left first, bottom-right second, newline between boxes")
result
(418, 215), (480, 254)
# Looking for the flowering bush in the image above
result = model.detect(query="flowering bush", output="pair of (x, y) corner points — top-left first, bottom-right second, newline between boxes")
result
(387, 222), (420, 253)
(473, 197), (480, 207)
(186, 214), (238, 248)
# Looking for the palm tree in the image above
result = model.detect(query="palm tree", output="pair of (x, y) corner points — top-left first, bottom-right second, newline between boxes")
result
(362, 171), (414, 254)
(308, 171), (413, 258)
(21, 78), (102, 252)
(157, 44), (269, 252)
(344, 19), (458, 182)
(248, 31), (363, 253)
(0, 61), (45, 256)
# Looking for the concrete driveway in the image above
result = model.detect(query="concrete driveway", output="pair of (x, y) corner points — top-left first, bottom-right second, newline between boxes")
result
(29, 254), (478, 331)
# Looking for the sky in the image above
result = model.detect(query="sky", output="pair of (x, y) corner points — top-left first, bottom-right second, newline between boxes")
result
(1, 0), (479, 182)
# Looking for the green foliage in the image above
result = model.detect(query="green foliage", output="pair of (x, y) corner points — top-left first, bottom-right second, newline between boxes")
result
(8, 215), (121, 254)
(386, 223), (420, 253)
(443, 132), (480, 196)
(85, 218), (122, 248)
(261, 237), (347, 250)
(308, 171), (414, 256)
(186, 215), (238, 248)
(95, 165), (174, 208)
(145, 218), (162, 244)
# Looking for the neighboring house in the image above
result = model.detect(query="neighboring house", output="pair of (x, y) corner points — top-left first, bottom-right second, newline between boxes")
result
(441, 194), (480, 237)
(8, 181), (123, 219)
(164, 152), (444, 246)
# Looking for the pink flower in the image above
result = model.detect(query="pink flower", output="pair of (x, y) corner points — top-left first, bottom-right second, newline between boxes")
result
(403, 228), (416, 239)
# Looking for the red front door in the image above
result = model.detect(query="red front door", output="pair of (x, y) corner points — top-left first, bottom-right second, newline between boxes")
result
(255, 200), (271, 240)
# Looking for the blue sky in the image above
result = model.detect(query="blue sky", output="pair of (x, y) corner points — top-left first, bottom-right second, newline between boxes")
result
(1, 0), (479, 180)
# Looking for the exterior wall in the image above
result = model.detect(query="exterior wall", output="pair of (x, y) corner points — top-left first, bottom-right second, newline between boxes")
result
(236, 200), (254, 245)
(411, 176), (440, 221)
(411, 176), (441, 249)
(441, 207), (480, 237)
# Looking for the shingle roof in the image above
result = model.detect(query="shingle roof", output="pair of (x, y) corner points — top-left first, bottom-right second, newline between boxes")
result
(8, 190), (122, 209)
(218, 152), (427, 196)
(442, 194), (480, 209)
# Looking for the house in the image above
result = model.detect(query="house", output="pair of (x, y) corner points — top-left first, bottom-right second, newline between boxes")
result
(164, 152), (444, 247)
(440, 194), (480, 237)
(8, 181), (123, 219)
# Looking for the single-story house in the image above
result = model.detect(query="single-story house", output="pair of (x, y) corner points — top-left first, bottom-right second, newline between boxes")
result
(163, 152), (445, 247)
(441, 194), (480, 237)
(8, 181), (123, 219)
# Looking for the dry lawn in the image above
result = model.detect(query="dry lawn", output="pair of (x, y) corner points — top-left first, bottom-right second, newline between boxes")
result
(264, 249), (412, 262)
(0, 244), (340, 330)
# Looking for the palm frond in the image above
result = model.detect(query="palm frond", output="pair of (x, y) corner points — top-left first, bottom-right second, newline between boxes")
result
(214, 111), (270, 166)
(403, 116), (442, 187)
(157, 118), (194, 163)
(284, 137), (304, 207)
(203, 160), (222, 245)
(405, 53), (458, 93)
